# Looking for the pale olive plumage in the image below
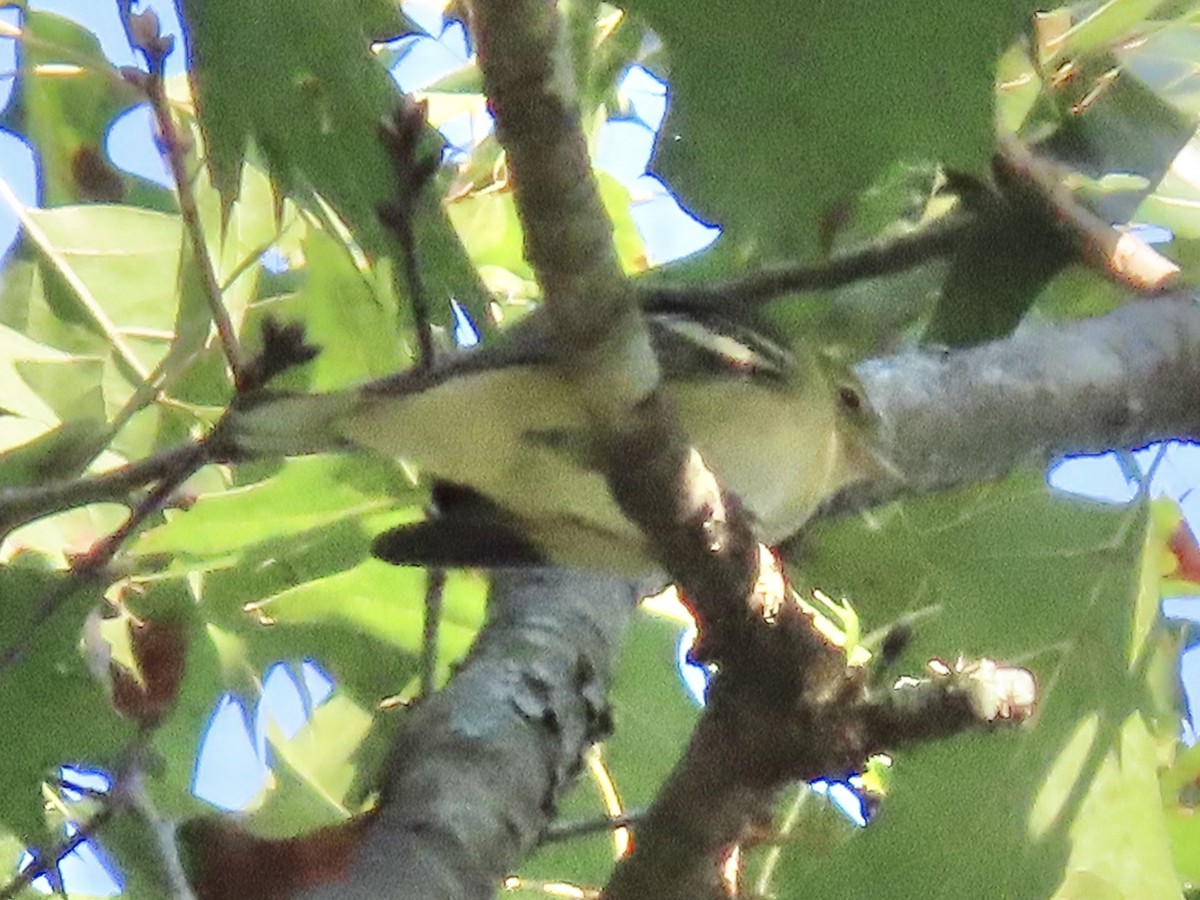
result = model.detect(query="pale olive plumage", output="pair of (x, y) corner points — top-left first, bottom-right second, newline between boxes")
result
(225, 310), (879, 574)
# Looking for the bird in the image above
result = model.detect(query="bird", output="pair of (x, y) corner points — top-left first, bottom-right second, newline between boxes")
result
(219, 307), (882, 576)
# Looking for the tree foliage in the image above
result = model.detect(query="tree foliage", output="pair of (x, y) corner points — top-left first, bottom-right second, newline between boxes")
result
(1, 0), (1200, 897)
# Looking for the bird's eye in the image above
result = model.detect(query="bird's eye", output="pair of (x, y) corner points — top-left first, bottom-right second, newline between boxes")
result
(838, 386), (863, 412)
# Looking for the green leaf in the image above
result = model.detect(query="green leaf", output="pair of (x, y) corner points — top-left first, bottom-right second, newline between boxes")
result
(0, 561), (133, 842)
(259, 692), (376, 829)
(1167, 796), (1200, 891)
(144, 612), (250, 820)
(100, 808), (190, 898)
(3, 503), (128, 567)
(15, 204), (184, 400)
(24, 205), (182, 336)
(0, 419), (110, 496)
(0, 322), (95, 427)
(348, 0), (428, 42)
(248, 562), (486, 663)
(290, 228), (409, 390)
(134, 456), (416, 560)
(1044, 0), (1176, 68)
(14, 357), (105, 424)
(178, 0), (492, 325)
(598, 172), (649, 274)
(924, 201), (1069, 346)
(447, 187), (536, 282)
(119, 578), (419, 817)
(162, 126), (292, 378)
(0, 11), (142, 206)
(446, 171), (644, 297)
(760, 473), (1183, 898)
(624, 0), (1041, 261)
(1035, 66), (1194, 227)
(1122, 15), (1200, 118)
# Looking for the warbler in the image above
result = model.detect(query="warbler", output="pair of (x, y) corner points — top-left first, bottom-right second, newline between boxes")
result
(221, 308), (881, 575)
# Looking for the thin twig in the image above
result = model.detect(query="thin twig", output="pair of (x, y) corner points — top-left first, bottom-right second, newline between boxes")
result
(0, 805), (116, 900)
(540, 810), (645, 845)
(418, 567), (446, 699)
(0, 443), (206, 673)
(75, 447), (203, 568)
(123, 7), (245, 389)
(121, 764), (197, 900)
(50, 775), (111, 802)
(638, 213), (971, 313)
(0, 442), (202, 537)
(398, 209), (437, 368)
(378, 99), (441, 370)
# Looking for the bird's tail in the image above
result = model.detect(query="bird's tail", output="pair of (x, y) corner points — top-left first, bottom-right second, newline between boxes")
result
(216, 390), (359, 458)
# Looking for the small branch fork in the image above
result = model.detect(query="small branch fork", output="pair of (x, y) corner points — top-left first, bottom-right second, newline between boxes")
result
(0, 749), (196, 900)
(607, 654), (1034, 898)
(0, 441), (204, 674)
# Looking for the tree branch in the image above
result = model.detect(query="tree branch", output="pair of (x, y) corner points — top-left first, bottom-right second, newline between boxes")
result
(471, 0), (633, 351)
(638, 212), (970, 314)
(0, 443), (199, 538)
(466, 0), (754, 611)
(466, 10), (837, 891)
(120, 3), (245, 389)
(831, 293), (1200, 515)
(295, 569), (643, 900)
(604, 656), (1034, 900)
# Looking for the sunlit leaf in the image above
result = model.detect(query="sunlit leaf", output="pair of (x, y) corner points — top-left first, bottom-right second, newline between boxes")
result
(134, 456), (416, 559)
(762, 472), (1183, 897)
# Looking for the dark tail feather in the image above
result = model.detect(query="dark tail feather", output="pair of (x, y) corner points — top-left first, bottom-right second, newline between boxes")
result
(372, 482), (545, 568)
(372, 520), (546, 568)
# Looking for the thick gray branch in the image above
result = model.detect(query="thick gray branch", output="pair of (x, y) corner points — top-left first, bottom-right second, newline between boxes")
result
(840, 294), (1200, 511)
(296, 569), (643, 900)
